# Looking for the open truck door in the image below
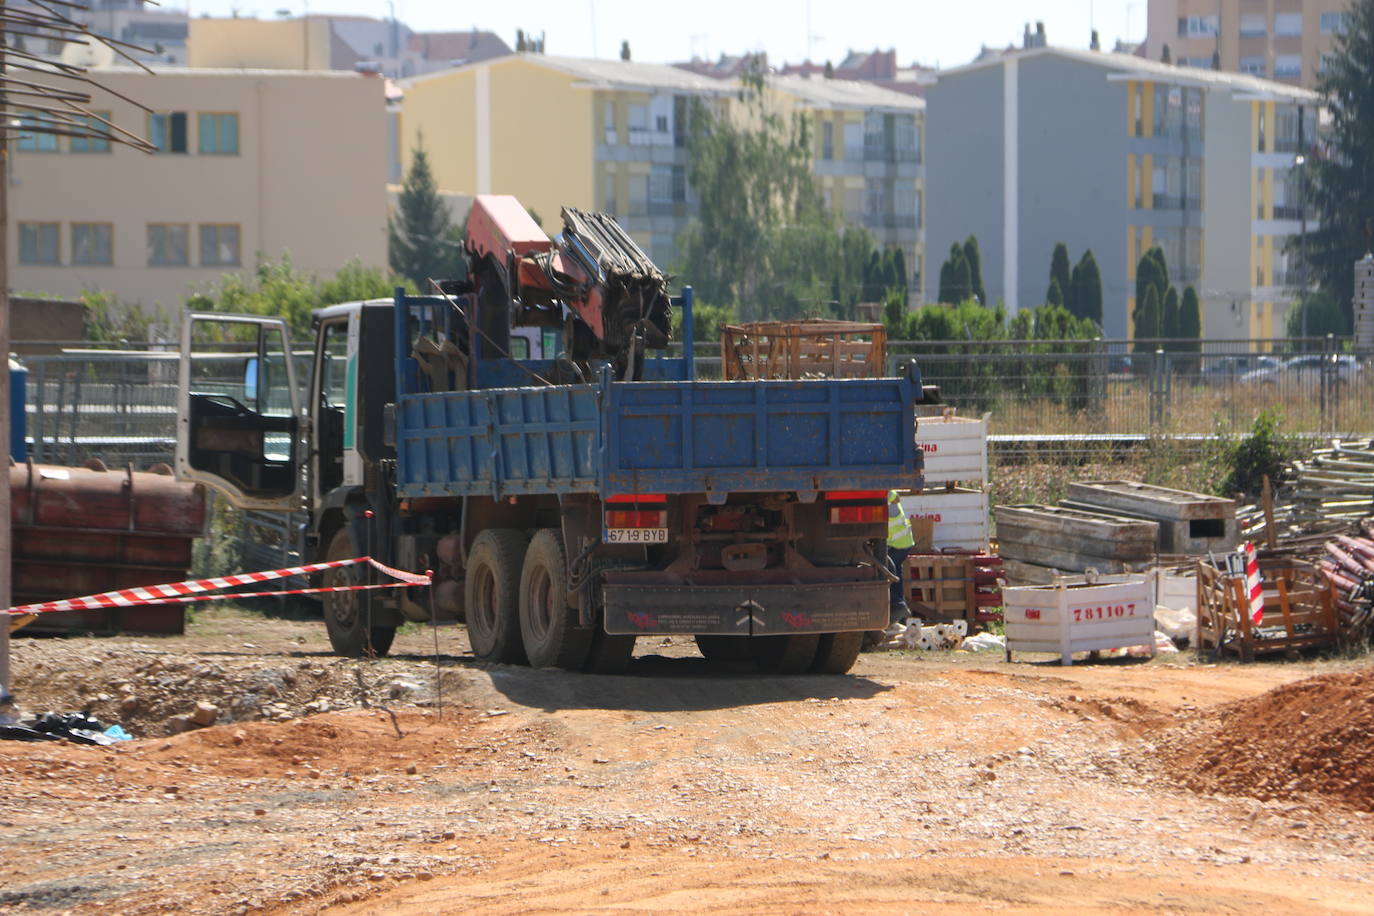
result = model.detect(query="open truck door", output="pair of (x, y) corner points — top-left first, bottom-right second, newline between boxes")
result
(176, 313), (305, 511)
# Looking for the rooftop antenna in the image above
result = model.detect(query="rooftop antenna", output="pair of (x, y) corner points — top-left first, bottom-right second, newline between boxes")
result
(0, 0), (159, 722)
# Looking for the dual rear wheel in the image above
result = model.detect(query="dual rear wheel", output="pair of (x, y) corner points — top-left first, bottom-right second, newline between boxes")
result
(465, 528), (634, 674)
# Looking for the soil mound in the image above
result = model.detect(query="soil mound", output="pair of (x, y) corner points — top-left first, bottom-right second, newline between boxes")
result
(1162, 667), (1374, 811)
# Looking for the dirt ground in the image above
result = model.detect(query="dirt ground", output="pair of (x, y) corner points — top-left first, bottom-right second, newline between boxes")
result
(2, 607), (1373, 915)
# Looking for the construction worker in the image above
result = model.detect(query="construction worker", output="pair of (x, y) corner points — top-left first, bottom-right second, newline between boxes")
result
(886, 489), (914, 631)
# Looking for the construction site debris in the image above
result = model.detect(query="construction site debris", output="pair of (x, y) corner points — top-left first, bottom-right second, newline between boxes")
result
(1238, 438), (1374, 547)
(1318, 533), (1374, 643)
(995, 503), (1158, 574)
(903, 553), (1003, 628)
(0, 711), (129, 745)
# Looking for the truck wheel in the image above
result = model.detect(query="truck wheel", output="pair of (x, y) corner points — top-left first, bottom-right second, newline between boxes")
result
(751, 635), (821, 675)
(694, 635), (751, 663)
(519, 529), (593, 669)
(466, 529), (528, 664)
(322, 528), (396, 658)
(809, 631), (865, 674)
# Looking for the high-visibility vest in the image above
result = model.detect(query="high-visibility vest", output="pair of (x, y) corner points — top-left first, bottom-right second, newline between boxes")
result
(887, 490), (915, 549)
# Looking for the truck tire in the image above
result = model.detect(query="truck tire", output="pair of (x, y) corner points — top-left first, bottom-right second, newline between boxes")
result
(322, 528), (396, 658)
(519, 529), (593, 669)
(694, 635), (751, 664)
(751, 635), (821, 675)
(809, 631), (865, 674)
(466, 529), (528, 664)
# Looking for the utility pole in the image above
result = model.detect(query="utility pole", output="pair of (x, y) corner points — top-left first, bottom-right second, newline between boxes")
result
(1298, 104), (1308, 341)
(1, 0), (12, 719)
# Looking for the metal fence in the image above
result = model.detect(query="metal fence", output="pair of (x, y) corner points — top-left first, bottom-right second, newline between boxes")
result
(22, 337), (1374, 470)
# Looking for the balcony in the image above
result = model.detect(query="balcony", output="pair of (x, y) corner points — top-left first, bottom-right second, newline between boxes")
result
(1152, 193), (1202, 211)
(863, 211), (918, 230)
(1272, 204), (1310, 221)
(843, 146), (921, 165)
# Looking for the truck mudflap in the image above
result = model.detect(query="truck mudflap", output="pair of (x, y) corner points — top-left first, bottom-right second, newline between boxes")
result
(601, 570), (888, 636)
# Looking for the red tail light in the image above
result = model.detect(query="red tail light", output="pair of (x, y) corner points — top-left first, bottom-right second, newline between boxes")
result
(606, 494), (668, 504)
(605, 509), (667, 528)
(824, 490), (887, 501)
(830, 504), (887, 524)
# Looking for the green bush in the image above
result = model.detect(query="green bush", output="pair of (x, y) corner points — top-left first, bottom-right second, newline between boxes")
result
(1218, 411), (1298, 498)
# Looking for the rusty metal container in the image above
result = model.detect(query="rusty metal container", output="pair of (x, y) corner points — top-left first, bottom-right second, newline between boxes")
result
(11, 459), (208, 634)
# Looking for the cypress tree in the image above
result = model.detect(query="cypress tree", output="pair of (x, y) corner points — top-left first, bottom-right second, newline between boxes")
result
(1180, 285), (1202, 350)
(1072, 250), (1103, 325)
(963, 235), (986, 305)
(1162, 286), (1181, 345)
(1137, 285), (1162, 340)
(1046, 277), (1064, 308)
(1049, 242), (1072, 312)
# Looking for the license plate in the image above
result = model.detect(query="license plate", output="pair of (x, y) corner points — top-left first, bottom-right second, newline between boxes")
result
(604, 528), (669, 544)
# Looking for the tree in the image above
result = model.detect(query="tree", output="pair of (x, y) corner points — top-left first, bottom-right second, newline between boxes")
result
(1134, 284), (1162, 352)
(1304, 0), (1374, 315)
(1046, 277), (1064, 308)
(1286, 290), (1353, 341)
(1162, 286), (1181, 345)
(1179, 285), (1202, 355)
(1133, 246), (1169, 335)
(679, 67), (858, 318)
(963, 235), (986, 305)
(1049, 242), (1072, 313)
(938, 243), (972, 304)
(388, 136), (464, 291)
(620, 40), (631, 61)
(1069, 250), (1103, 326)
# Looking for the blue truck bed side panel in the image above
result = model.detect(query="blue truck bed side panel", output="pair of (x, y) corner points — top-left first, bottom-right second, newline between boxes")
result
(396, 377), (918, 499)
(397, 385), (601, 498)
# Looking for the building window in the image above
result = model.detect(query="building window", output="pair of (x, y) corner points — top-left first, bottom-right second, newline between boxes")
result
(822, 121), (834, 160)
(198, 113), (239, 155)
(1239, 14), (1267, 37)
(148, 111), (188, 153)
(1274, 55), (1302, 79)
(199, 224), (241, 266)
(626, 103), (648, 144)
(1177, 15), (1219, 37)
(1239, 56), (1267, 76)
(16, 112), (58, 152)
(603, 101), (617, 144)
(70, 111), (112, 153)
(71, 223), (113, 265)
(1274, 13), (1302, 37)
(19, 222), (60, 264)
(147, 223), (189, 265)
(1321, 12), (1350, 35)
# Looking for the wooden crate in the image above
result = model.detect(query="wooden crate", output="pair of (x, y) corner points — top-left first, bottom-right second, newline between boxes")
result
(904, 553), (1004, 626)
(1196, 558), (1338, 661)
(721, 320), (885, 381)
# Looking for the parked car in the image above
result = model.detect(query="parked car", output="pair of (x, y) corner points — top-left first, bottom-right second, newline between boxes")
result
(1240, 354), (1362, 387)
(1200, 355), (1280, 387)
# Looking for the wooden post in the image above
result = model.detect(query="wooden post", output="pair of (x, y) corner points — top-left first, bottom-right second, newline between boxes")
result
(1262, 474), (1277, 549)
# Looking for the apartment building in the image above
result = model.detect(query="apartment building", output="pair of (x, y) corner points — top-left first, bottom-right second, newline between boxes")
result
(769, 75), (925, 295)
(398, 54), (730, 269)
(1145, 0), (1352, 88)
(925, 46), (1317, 340)
(8, 68), (388, 309)
(188, 16), (510, 79)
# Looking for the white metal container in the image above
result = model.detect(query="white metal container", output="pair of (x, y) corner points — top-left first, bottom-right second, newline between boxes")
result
(1003, 576), (1157, 665)
(898, 488), (989, 553)
(915, 412), (988, 485)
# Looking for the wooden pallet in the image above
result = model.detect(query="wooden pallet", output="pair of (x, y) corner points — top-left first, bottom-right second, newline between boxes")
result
(1196, 557), (1338, 661)
(721, 320), (886, 381)
(905, 552), (1004, 627)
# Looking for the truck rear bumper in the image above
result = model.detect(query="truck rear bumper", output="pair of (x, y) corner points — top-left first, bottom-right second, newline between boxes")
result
(601, 569), (888, 636)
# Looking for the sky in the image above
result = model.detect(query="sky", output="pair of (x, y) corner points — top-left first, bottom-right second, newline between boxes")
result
(179, 0), (1147, 69)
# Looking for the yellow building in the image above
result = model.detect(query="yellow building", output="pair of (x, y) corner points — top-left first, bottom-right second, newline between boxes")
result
(9, 67), (388, 310)
(398, 54), (729, 268)
(1146, 0), (1351, 89)
(768, 74), (925, 300)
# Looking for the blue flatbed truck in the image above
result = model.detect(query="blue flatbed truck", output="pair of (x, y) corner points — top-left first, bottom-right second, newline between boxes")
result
(177, 203), (927, 675)
(176, 288), (926, 675)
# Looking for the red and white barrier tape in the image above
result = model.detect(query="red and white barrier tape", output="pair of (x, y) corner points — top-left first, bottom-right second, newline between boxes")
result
(6, 556), (431, 617)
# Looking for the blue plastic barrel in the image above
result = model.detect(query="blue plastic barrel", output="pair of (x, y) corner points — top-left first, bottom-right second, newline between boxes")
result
(9, 358), (26, 462)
